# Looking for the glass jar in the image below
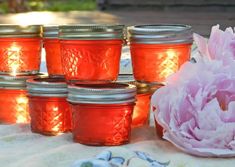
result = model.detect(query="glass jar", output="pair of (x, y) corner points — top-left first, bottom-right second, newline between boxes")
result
(67, 83), (136, 146)
(128, 24), (193, 84)
(0, 25), (42, 75)
(59, 25), (124, 84)
(118, 74), (152, 127)
(43, 25), (64, 77)
(0, 75), (40, 124)
(27, 77), (71, 136)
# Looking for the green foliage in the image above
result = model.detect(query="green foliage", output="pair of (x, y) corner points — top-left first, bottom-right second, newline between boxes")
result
(45, 0), (97, 11)
(0, 2), (9, 14)
(28, 0), (97, 11)
(0, 0), (97, 13)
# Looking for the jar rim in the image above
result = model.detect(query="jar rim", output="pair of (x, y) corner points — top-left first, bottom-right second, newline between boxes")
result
(59, 24), (125, 40)
(128, 24), (193, 44)
(27, 77), (68, 97)
(43, 25), (59, 38)
(0, 74), (44, 89)
(67, 83), (136, 104)
(0, 24), (42, 38)
(118, 74), (161, 94)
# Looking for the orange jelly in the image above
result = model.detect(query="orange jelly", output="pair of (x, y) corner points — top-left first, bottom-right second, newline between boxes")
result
(27, 78), (71, 135)
(43, 26), (63, 77)
(132, 93), (151, 127)
(0, 25), (42, 75)
(68, 83), (136, 145)
(0, 75), (40, 124)
(128, 24), (193, 84)
(59, 25), (124, 84)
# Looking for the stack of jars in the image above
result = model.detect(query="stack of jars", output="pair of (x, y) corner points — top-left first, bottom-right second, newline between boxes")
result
(128, 24), (193, 137)
(59, 25), (137, 146)
(26, 26), (71, 135)
(27, 25), (137, 146)
(0, 23), (193, 145)
(0, 25), (43, 124)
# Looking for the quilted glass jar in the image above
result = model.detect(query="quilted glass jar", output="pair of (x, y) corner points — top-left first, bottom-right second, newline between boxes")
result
(118, 74), (152, 127)
(0, 75), (39, 124)
(67, 83), (136, 146)
(27, 77), (71, 136)
(0, 25), (42, 75)
(43, 25), (64, 77)
(59, 25), (124, 84)
(128, 24), (193, 84)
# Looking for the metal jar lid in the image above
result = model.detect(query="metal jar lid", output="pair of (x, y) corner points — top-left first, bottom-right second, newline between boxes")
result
(0, 25), (42, 38)
(67, 83), (136, 104)
(59, 24), (125, 40)
(117, 74), (151, 94)
(128, 24), (193, 44)
(117, 74), (165, 94)
(27, 77), (67, 97)
(0, 74), (44, 90)
(43, 25), (59, 38)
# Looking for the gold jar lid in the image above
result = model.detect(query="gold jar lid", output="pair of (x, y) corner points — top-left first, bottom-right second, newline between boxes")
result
(117, 74), (164, 94)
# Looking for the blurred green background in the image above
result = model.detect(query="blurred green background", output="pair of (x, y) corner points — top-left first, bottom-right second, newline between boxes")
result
(0, 0), (97, 13)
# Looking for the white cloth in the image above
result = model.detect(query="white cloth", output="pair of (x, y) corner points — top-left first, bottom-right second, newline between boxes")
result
(1, 121), (235, 167)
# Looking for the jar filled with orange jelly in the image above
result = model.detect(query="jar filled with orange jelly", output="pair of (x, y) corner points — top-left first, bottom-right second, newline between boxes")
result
(59, 25), (124, 84)
(67, 83), (136, 146)
(0, 75), (39, 124)
(0, 25), (42, 75)
(118, 74), (151, 127)
(128, 24), (193, 84)
(43, 25), (64, 77)
(27, 77), (71, 135)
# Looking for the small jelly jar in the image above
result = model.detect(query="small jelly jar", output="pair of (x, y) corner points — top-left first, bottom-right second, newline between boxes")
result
(0, 75), (40, 124)
(43, 25), (64, 77)
(67, 83), (136, 146)
(118, 74), (152, 127)
(59, 25), (124, 84)
(27, 77), (71, 135)
(0, 25), (42, 75)
(128, 24), (193, 84)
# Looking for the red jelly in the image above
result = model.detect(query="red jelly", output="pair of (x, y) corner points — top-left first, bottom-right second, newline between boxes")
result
(43, 25), (63, 77)
(128, 24), (193, 84)
(27, 77), (71, 135)
(118, 74), (151, 127)
(0, 25), (42, 75)
(0, 75), (40, 124)
(59, 25), (124, 84)
(68, 83), (136, 145)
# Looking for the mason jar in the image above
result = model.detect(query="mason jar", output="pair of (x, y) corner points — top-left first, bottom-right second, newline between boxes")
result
(0, 74), (42, 124)
(67, 83), (136, 146)
(27, 77), (71, 135)
(59, 24), (124, 84)
(43, 25), (64, 77)
(118, 74), (153, 127)
(0, 25), (42, 75)
(128, 24), (193, 84)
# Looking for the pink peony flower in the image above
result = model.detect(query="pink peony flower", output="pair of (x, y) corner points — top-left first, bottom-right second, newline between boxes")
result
(151, 25), (235, 157)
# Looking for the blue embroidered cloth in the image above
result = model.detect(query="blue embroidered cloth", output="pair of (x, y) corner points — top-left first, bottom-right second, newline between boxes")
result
(71, 148), (170, 167)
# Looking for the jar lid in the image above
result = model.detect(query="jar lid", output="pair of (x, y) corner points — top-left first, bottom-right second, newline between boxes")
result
(43, 25), (59, 38)
(27, 77), (67, 97)
(67, 83), (136, 104)
(59, 24), (125, 40)
(0, 25), (42, 38)
(117, 74), (151, 94)
(128, 24), (193, 44)
(0, 74), (44, 89)
(117, 74), (165, 94)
